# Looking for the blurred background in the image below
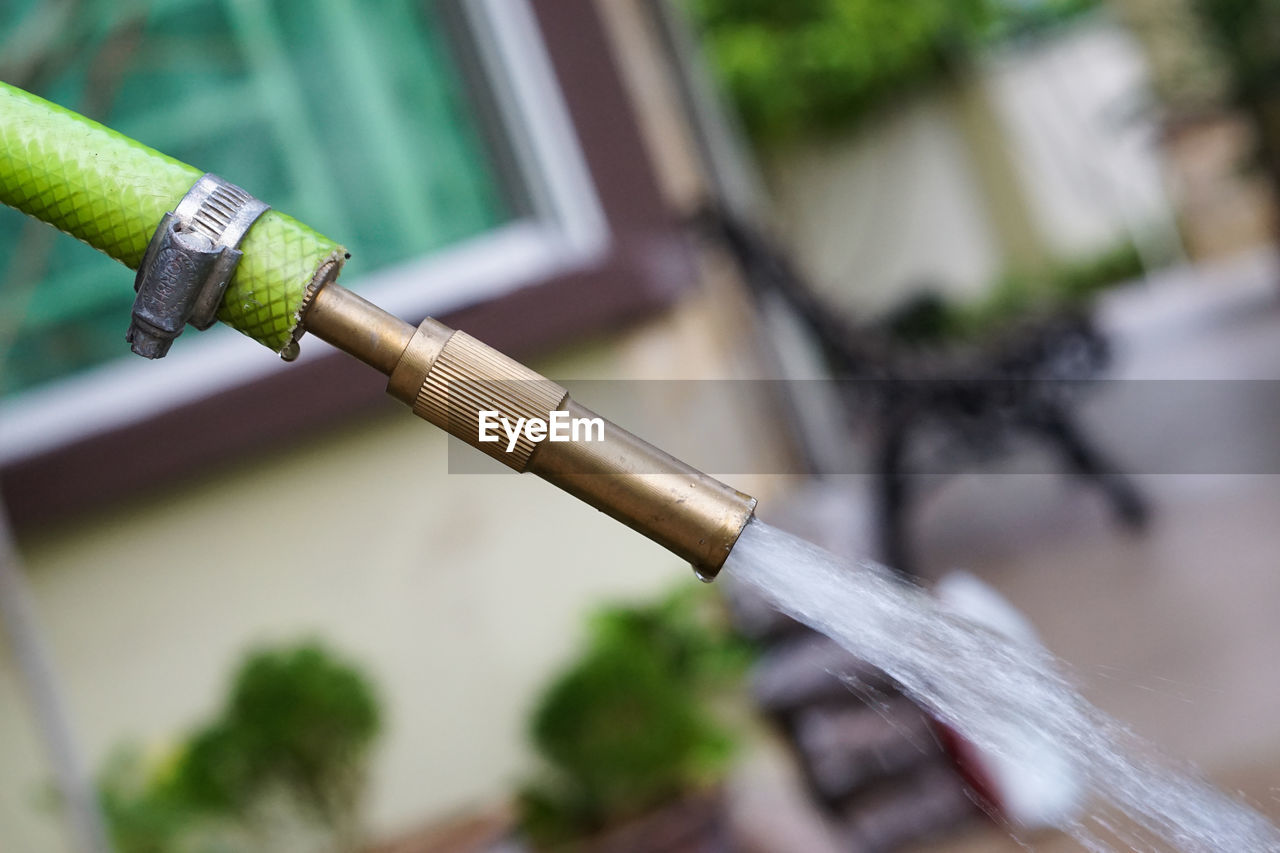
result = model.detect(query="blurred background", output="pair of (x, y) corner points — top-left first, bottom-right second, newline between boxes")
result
(2, 0), (1280, 850)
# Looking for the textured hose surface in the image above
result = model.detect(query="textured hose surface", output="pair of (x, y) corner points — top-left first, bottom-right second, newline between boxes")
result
(0, 81), (344, 353)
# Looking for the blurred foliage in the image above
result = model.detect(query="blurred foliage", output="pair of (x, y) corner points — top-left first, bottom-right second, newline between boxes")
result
(1190, 0), (1280, 209)
(1191, 0), (1280, 105)
(1112, 0), (1232, 109)
(687, 0), (1102, 145)
(886, 239), (1147, 343)
(98, 641), (381, 853)
(518, 587), (753, 848)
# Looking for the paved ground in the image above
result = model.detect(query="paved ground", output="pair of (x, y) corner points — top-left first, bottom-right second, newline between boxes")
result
(904, 255), (1280, 849)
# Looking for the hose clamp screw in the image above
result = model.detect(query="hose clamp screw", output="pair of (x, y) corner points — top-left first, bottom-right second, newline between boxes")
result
(127, 173), (269, 358)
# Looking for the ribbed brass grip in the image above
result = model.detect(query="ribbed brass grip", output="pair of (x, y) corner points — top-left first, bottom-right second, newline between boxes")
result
(412, 331), (568, 471)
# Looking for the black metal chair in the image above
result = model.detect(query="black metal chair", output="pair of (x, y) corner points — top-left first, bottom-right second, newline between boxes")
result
(694, 206), (1149, 577)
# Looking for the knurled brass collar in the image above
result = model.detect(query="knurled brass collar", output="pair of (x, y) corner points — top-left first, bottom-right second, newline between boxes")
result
(395, 327), (568, 472)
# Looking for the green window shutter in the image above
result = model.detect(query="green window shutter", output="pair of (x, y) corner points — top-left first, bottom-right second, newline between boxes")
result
(1, 0), (510, 396)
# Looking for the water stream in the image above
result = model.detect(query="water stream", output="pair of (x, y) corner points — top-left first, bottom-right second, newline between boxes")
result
(724, 519), (1280, 852)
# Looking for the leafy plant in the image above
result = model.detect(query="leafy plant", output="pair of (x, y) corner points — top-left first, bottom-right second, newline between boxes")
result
(1190, 0), (1280, 239)
(1191, 0), (1280, 107)
(886, 239), (1148, 343)
(687, 0), (1102, 145)
(518, 588), (752, 847)
(98, 641), (381, 853)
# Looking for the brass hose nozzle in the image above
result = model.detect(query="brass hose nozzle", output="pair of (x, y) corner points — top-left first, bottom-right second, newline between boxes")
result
(303, 283), (757, 580)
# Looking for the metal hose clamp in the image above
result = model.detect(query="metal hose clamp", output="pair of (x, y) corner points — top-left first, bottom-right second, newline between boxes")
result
(127, 174), (269, 358)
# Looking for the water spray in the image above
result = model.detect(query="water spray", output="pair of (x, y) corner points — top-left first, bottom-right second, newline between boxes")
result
(0, 82), (756, 579)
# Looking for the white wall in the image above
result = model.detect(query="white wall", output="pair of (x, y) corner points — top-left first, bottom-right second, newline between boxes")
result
(767, 17), (1175, 318)
(768, 91), (1003, 316)
(986, 19), (1174, 258)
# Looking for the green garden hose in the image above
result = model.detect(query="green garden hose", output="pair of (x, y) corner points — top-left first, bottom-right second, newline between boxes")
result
(0, 81), (346, 355)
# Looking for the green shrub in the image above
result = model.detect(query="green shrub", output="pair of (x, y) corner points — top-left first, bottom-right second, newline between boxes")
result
(1191, 0), (1280, 107)
(518, 588), (752, 847)
(99, 641), (381, 853)
(687, 0), (1102, 145)
(886, 240), (1148, 343)
(1190, 0), (1280, 208)
(961, 240), (1146, 334)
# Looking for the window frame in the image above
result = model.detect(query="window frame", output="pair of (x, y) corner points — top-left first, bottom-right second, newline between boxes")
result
(2, 0), (695, 529)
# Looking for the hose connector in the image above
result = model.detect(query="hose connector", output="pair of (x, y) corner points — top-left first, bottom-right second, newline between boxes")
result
(128, 174), (269, 358)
